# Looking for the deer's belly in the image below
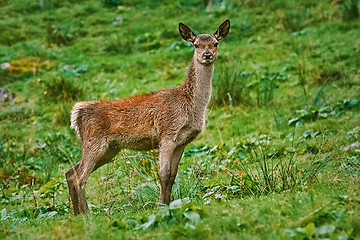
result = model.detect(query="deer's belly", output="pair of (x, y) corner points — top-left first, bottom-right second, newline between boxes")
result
(110, 132), (159, 151)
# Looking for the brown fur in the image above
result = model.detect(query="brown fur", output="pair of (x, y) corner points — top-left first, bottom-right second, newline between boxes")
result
(66, 19), (230, 215)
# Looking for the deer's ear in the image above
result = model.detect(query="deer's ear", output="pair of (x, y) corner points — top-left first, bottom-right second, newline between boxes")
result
(214, 19), (230, 41)
(179, 23), (196, 43)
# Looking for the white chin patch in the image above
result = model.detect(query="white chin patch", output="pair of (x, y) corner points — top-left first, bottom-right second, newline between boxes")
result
(200, 59), (214, 64)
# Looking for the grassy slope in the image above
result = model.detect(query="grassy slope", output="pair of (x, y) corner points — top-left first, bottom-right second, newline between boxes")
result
(0, 0), (359, 239)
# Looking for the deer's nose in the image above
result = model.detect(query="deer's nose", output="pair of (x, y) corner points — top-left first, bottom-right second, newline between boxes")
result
(203, 52), (213, 60)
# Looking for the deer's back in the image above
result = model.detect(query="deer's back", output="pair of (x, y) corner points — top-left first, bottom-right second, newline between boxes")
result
(72, 86), (194, 150)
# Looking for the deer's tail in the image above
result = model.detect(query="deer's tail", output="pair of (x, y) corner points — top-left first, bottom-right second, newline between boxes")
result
(70, 102), (88, 142)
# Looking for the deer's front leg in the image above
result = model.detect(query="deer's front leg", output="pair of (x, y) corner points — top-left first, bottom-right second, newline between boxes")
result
(159, 140), (185, 205)
(159, 140), (175, 205)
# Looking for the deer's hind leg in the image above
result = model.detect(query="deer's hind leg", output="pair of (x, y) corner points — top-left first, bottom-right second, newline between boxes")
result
(65, 140), (119, 215)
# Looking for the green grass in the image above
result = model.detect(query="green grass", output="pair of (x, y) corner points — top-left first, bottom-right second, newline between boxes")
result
(1, 0), (359, 239)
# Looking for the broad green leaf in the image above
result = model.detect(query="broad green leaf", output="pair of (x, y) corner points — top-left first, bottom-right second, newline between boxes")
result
(169, 199), (182, 210)
(283, 229), (297, 238)
(304, 222), (316, 236)
(330, 233), (340, 240)
(288, 117), (300, 126)
(127, 219), (140, 227)
(184, 222), (196, 230)
(36, 211), (58, 220)
(317, 224), (336, 236)
(111, 220), (127, 229)
(137, 213), (157, 230)
(183, 212), (201, 224)
(0, 208), (7, 221)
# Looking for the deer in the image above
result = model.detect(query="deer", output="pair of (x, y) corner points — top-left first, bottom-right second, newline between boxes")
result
(65, 19), (230, 215)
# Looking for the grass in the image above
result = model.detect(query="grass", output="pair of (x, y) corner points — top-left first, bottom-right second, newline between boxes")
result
(0, 0), (360, 239)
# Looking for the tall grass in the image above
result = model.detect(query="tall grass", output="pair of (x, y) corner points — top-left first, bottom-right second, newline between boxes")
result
(200, 132), (332, 199)
(42, 76), (84, 103)
(212, 60), (252, 107)
(341, 0), (359, 21)
(212, 61), (288, 107)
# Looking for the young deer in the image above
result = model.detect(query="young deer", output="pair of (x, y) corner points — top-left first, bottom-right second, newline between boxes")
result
(66, 19), (230, 215)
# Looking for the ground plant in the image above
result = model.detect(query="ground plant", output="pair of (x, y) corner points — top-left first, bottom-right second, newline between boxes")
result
(0, 0), (359, 239)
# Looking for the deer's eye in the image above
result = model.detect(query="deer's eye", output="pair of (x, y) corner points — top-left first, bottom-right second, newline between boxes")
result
(214, 42), (218, 47)
(194, 44), (199, 48)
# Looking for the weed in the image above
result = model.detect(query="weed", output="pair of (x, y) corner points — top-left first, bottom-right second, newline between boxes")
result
(280, 9), (309, 32)
(212, 60), (252, 106)
(289, 97), (360, 126)
(283, 195), (360, 239)
(38, 178), (66, 209)
(313, 65), (347, 85)
(52, 101), (73, 126)
(297, 60), (307, 97)
(101, 0), (121, 7)
(46, 24), (74, 46)
(213, 64), (288, 107)
(0, 105), (32, 122)
(42, 76), (84, 103)
(248, 71), (288, 107)
(184, 131), (332, 204)
(340, 0), (360, 21)
(103, 34), (133, 55)
(1, 58), (52, 75)
(232, 138), (328, 196)
(121, 198), (202, 231)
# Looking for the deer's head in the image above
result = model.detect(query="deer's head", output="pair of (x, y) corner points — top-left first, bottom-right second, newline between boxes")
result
(179, 19), (230, 65)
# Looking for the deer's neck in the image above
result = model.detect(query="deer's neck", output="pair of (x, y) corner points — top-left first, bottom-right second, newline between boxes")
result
(183, 58), (214, 113)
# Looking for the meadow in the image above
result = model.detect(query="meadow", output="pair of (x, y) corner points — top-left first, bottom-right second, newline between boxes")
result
(0, 0), (359, 239)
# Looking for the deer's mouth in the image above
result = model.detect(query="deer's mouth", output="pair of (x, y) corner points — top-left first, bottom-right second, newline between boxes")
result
(199, 58), (215, 64)
(199, 52), (216, 64)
